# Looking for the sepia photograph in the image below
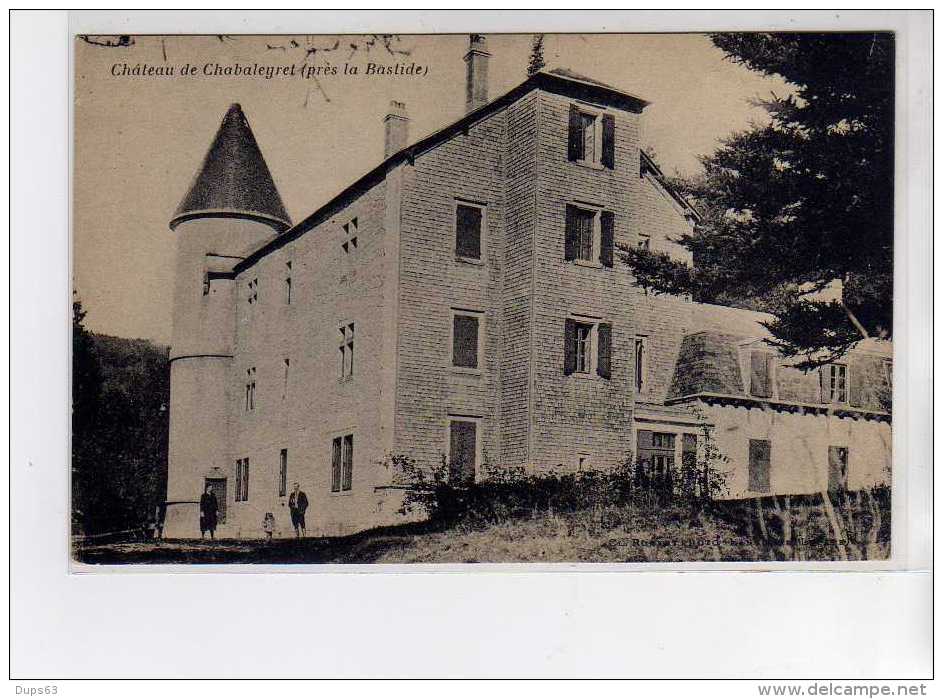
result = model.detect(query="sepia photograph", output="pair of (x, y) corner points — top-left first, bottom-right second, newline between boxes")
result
(71, 30), (895, 566)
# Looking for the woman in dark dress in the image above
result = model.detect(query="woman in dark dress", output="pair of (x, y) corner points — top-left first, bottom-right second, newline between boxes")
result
(199, 484), (218, 539)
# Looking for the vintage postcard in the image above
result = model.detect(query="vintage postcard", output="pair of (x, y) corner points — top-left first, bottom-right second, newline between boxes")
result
(72, 31), (894, 566)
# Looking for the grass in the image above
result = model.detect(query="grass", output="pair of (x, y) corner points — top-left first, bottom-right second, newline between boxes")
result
(74, 503), (776, 565)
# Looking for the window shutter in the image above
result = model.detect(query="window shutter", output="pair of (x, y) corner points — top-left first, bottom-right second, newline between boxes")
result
(819, 366), (830, 403)
(597, 322), (612, 379)
(567, 104), (581, 161)
(636, 430), (654, 465)
(599, 210), (614, 267)
(563, 318), (576, 375)
(848, 363), (864, 408)
(601, 114), (615, 168)
(564, 205), (578, 261)
(750, 351), (771, 398)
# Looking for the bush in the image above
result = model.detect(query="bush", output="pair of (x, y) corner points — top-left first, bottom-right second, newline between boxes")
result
(389, 449), (728, 528)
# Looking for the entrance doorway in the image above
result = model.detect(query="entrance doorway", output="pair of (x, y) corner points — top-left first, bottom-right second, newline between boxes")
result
(204, 478), (227, 524)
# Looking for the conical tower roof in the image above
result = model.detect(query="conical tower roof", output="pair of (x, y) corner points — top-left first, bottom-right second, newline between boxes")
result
(170, 103), (291, 231)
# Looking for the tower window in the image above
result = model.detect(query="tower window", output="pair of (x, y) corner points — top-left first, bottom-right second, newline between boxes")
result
(235, 458), (250, 502)
(331, 434), (354, 493)
(278, 449), (288, 497)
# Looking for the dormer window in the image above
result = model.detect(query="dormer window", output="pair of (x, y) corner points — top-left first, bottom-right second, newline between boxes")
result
(822, 363), (848, 404)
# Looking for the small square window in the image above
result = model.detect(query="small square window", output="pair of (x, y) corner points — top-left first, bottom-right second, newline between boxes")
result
(342, 218), (359, 256)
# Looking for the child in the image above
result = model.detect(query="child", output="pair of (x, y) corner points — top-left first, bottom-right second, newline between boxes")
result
(262, 512), (275, 543)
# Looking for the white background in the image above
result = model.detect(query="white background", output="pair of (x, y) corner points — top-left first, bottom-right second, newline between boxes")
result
(7, 9), (934, 686)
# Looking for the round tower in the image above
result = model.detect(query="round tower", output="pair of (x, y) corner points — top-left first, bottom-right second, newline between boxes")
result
(163, 103), (290, 537)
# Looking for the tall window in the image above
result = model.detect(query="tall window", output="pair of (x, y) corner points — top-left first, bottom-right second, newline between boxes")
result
(634, 336), (646, 392)
(284, 261), (292, 304)
(278, 449), (288, 497)
(283, 358), (290, 399)
(567, 104), (615, 168)
(245, 367), (256, 411)
(748, 439), (771, 493)
(455, 202), (484, 261)
(575, 322), (592, 373)
(448, 417), (479, 486)
(564, 318), (611, 379)
(564, 204), (614, 267)
(575, 208), (595, 261)
(342, 217), (358, 255)
(235, 458), (250, 502)
(451, 310), (483, 370)
(828, 446), (848, 492)
(331, 434), (354, 492)
(339, 323), (355, 379)
(823, 363), (848, 404)
(247, 278), (258, 304)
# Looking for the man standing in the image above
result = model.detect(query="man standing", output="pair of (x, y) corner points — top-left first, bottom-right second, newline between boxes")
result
(288, 482), (308, 538)
(199, 483), (218, 540)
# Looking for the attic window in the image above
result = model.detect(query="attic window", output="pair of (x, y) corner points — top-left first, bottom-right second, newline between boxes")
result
(822, 363), (848, 404)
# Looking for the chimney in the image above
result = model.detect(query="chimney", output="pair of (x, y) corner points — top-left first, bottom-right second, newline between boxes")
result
(383, 100), (409, 158)
(464, 34), (491, 113)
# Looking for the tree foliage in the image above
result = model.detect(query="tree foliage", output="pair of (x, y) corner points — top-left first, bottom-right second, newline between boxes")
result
(72, 297), (170, 535)
(619, 33), (894, 367)
(527, 34), (546, 76)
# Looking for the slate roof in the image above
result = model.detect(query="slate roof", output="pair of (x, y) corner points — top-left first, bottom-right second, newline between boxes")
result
(170, 103), (291, 232)
(232, 69), (650, 273)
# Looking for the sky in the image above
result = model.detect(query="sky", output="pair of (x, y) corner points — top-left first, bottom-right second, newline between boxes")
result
(73, 33), (791, 344)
